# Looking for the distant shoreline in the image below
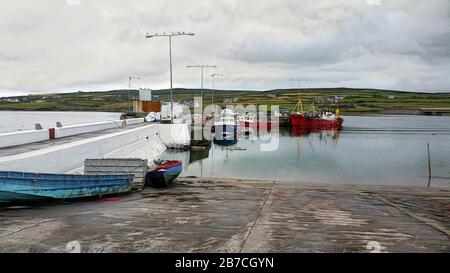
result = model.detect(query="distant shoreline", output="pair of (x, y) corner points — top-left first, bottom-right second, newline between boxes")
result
(0, 109), (448, 116)
(1, 88), (448, 115)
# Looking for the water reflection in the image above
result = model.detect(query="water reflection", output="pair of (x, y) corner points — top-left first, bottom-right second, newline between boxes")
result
(164, 115), (450, 187)
(189, 145), (211, 163)
(290, 127), (341, 143)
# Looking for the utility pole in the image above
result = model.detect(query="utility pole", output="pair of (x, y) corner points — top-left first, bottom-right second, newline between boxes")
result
(187, 65), (217, 117)
(145, 32), (195, 123)
(128, 76), (140, 111)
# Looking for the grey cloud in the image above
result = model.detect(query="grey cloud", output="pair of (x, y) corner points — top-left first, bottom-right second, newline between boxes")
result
(0, 0), (448, 94)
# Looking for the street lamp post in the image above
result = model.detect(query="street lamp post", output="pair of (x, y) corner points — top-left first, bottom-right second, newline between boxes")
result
(187, 65), (217, 116)
(145, 32), (195, 123)
(128, 76), (140, 111)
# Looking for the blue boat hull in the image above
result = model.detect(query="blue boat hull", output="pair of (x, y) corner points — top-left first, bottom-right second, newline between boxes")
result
(213, 124), (237, 138)
(213, 138), (238, 146)
(0, 191), (51, 203)
(0, 171), (134, 203)
(213, 126), (238, 146)
(146, 161), (182, 188)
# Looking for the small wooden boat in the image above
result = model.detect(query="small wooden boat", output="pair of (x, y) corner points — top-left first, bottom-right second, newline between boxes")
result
(146, 160), (182, 188)
(0, 171), (134, 204)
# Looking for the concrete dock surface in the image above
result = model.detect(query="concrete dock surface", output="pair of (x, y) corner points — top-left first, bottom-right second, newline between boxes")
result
(0, 178), (449, 253)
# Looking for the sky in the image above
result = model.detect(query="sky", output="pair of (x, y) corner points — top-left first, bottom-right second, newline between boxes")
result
(0, 0), (449, 97)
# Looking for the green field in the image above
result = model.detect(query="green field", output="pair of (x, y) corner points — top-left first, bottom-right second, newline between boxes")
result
(1, 88), (449, 115)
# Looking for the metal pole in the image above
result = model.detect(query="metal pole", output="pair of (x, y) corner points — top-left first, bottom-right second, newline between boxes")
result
(145, 32), (195, 123)
(169, 36), (173, 123)
(211, 76), (214, 106)
(128, 77), (131, 111)
(128, 76), (140, 112)
(427, 142), (432, 187)
(201, 66), (204, 89)
(290, 78), (308, 113)
(210, 74), (223, 109)
(200, 66), (203, 116)
(210, 73), (223, 115)
(201, 66), (204, 113)
(187, 65), (217, 118)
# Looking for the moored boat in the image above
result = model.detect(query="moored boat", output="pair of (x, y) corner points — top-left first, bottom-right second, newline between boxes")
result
(212, 109), (238, 139)
(290, 111), (343, 129)
(289, 95), (344, 130)
(237, 112), (272, 130)
(0, 171), (134, 204)
(213, 131), (238, 146)
(146, 160), (182, 188)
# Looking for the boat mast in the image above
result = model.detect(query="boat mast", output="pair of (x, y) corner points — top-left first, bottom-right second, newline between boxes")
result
(290, 78), (308, 114)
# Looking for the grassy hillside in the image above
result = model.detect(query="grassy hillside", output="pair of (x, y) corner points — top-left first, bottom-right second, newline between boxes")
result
(0, 88), (449, 115)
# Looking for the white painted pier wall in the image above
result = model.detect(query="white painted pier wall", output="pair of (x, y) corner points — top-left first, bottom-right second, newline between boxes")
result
(0, 123), (190, 174)
(0, 129), (49, 148)
(0, 118), (146, 148)
(54, 121), (118, 138)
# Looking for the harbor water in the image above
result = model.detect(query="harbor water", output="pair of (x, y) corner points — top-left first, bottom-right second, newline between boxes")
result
(1, 112), (449, 187)
(162, 115), (450, 187)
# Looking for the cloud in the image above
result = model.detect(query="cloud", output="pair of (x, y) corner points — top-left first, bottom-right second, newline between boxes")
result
(0, 0), (448, 93)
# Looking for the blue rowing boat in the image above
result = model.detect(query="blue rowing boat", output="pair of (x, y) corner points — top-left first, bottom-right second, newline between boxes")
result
(0, 171), (134, 203)
(146, 160), (182, 188)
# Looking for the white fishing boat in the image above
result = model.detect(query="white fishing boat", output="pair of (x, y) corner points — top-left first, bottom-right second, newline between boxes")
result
(212, 109), (237, 142)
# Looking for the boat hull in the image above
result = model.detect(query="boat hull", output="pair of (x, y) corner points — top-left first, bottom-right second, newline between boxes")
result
(212, 124), (237, 135)
(289, 114), (343, 129)
(0, 191), (51, 203)
(213, 137), (238, 146)
(213, 127), (238, 146)
(146, 160), (182, 188)
(238, 121), (272, 131)
(0, 171), (134, 204)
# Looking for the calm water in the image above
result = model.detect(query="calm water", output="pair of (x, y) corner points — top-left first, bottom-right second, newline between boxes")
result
(162, 115), (450, 187)
(0, 111), (121, 133)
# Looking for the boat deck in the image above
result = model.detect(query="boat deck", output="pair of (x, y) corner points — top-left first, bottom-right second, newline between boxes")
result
(0, 178), (448, 253)
(0, 123), (152, 157)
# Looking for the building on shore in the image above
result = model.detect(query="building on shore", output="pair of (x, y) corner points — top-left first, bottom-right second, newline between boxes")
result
(132, 88), (161, 113)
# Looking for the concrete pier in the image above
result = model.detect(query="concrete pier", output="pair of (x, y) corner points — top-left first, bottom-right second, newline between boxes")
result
(0, 178), (448, 253)
(0, 123), (149, 158)
(0, 123), (190, 173)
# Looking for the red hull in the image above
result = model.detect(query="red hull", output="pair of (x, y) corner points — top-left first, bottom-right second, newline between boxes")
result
(289, 114), (343, 129)
(238, 121), (272, 130)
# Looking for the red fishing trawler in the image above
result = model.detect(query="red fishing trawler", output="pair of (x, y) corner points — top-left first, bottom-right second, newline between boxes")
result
(289, 99), (344, 130)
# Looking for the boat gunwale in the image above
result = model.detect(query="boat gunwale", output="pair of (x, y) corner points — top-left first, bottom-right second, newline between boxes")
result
(0, 171), (134, 182)
(149, 160), (182, 174)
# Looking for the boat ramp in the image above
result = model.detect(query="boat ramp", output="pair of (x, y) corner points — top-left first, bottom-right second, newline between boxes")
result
(0, 178), (448, 252)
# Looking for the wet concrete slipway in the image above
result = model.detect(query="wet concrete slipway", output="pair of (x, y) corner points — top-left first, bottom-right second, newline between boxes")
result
(0, 178), (449, 253)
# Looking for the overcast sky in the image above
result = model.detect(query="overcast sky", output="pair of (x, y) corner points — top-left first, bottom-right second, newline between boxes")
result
(0, 0), (449, 97)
